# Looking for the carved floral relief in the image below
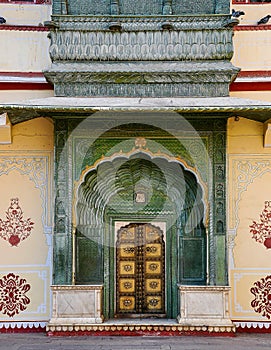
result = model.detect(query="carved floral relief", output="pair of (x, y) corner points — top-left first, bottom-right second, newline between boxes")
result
(0, 198), (34, 247)
(0, 273), (31, 317)
(250, 201), (271, 249)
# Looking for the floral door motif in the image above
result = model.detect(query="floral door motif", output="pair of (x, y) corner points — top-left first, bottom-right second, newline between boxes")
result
(116, 223), (165, 317)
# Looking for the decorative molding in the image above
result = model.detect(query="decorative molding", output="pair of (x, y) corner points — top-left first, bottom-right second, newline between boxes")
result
(230, 158), (271, 231)
(0, 321), (47, 331)
(47, 323), (235, 335)
(50, 14), (232, 30)
(48, 30), (233, 62)
(53, 82), (231, 98)
(0, 155), (51, 237)
(235, 321), (271, 331)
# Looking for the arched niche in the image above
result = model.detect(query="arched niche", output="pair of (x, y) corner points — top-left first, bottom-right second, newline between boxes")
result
(74, 152), (207, 318)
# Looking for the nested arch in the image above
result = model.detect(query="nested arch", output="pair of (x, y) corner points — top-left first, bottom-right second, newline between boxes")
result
(74, 151), (207, 288)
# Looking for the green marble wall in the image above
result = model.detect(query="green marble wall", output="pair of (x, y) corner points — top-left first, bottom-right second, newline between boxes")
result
(53, 117), (227, 295)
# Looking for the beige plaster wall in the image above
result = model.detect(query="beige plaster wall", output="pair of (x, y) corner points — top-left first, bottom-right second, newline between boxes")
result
(231, 4), (271, 26)
(0, 117), (53, 325)
(228, 116), (271, 324)
(0, 90), (54, 103)
(0, 30), (51, 72)
(0, 3), (51, 27)
(230, 91), (271, 103)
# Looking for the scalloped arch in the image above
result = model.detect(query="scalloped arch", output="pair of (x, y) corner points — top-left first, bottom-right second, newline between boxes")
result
(74, 151), (207, 237)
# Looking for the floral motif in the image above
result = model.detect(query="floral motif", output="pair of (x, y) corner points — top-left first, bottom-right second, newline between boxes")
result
(123, 298), (132, 307)
(134, 137), (146, 148)
(149, 298), (159, 307)
(123, 281), (132, 289)
(123, 247), (135, 254)
(251, 275), (271, 319)
(146, 246), (157, 253)
(123, 264), (133, 272)
(0, 273), (31, 317)
(149, 263), (158, 271)
(149, 281), (158, 289)
(0, 198), (34, 247)
(250, 201), (271, 249)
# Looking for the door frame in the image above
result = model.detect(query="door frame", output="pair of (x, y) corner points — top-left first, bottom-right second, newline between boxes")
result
(103, 213), (178, 320)
(115, 221), (166, 318)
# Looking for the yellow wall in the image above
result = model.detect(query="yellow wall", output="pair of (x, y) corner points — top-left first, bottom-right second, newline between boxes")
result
(0, 117), (53, 324)
(232, 29), (271, 71)
(228, 116), (271, 323)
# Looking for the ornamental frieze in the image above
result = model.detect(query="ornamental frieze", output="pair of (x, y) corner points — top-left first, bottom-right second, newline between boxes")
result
(48, 29), (233, 62)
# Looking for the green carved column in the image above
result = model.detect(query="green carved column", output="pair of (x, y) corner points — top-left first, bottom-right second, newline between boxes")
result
(53, 119), (73, 285)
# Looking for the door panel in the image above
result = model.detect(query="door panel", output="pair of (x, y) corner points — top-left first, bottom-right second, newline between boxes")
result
(116, 223), (165, 317)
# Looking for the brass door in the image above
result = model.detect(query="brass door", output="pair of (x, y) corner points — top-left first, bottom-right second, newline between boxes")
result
(116, 223), (165, 317)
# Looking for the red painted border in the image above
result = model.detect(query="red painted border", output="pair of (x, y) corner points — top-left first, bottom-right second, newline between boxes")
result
(237, 71), (271, 78)
(0, 0), (51, 4)
(0, 72), (45, 78)
(0, 326), (46, 333)
(0, 72), (270, 92)
(0, 82), (269, 92)
(230, 81), (271, 91)
(0, 82), (53, 90)
(47, 330), (235, 337)
(0, 25), (49, 31)
(234, 24), (271, 31)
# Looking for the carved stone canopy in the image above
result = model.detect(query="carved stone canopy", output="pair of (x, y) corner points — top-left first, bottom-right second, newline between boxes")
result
(43, 0), (238, 98)
(1, 97), (271, 125)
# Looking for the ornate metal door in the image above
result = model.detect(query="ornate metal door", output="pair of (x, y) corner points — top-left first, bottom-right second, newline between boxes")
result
(116, 223), (165, 317)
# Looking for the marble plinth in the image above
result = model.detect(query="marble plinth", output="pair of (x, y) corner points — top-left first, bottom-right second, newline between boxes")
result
(47, 285), (104, 328)
(177, 285), (235, 331)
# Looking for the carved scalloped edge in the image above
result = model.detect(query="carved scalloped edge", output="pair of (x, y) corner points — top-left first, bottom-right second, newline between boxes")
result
(235, 322), (271, 329)
(0, 322), (47, 329)
(46, 323), (235, 334)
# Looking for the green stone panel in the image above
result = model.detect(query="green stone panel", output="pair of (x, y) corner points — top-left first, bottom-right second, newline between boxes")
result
(76, 235), (103, 284)
(179, 238), (206, 284)
(215, 235), (227, 285)
(53, 234), (72, 285)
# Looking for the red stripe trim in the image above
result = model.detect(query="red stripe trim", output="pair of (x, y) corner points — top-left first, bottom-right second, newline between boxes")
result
(230, 81), (271, 91)
(234, 24), (271, 31)
(0, 82), (53, 90)
(0, 72), (45, 78)
(0, 0), (51, 3)
(237, 71), (271, 78)
(0, 25), (49, 31)
(0, 82), (270, 92)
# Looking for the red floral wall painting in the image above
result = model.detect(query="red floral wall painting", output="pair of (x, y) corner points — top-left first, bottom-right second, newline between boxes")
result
(0, 198), (34, 247)
(250, 201), (271, 249)
(251, 275), (271, 319)
(0, 273), (31, 317)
